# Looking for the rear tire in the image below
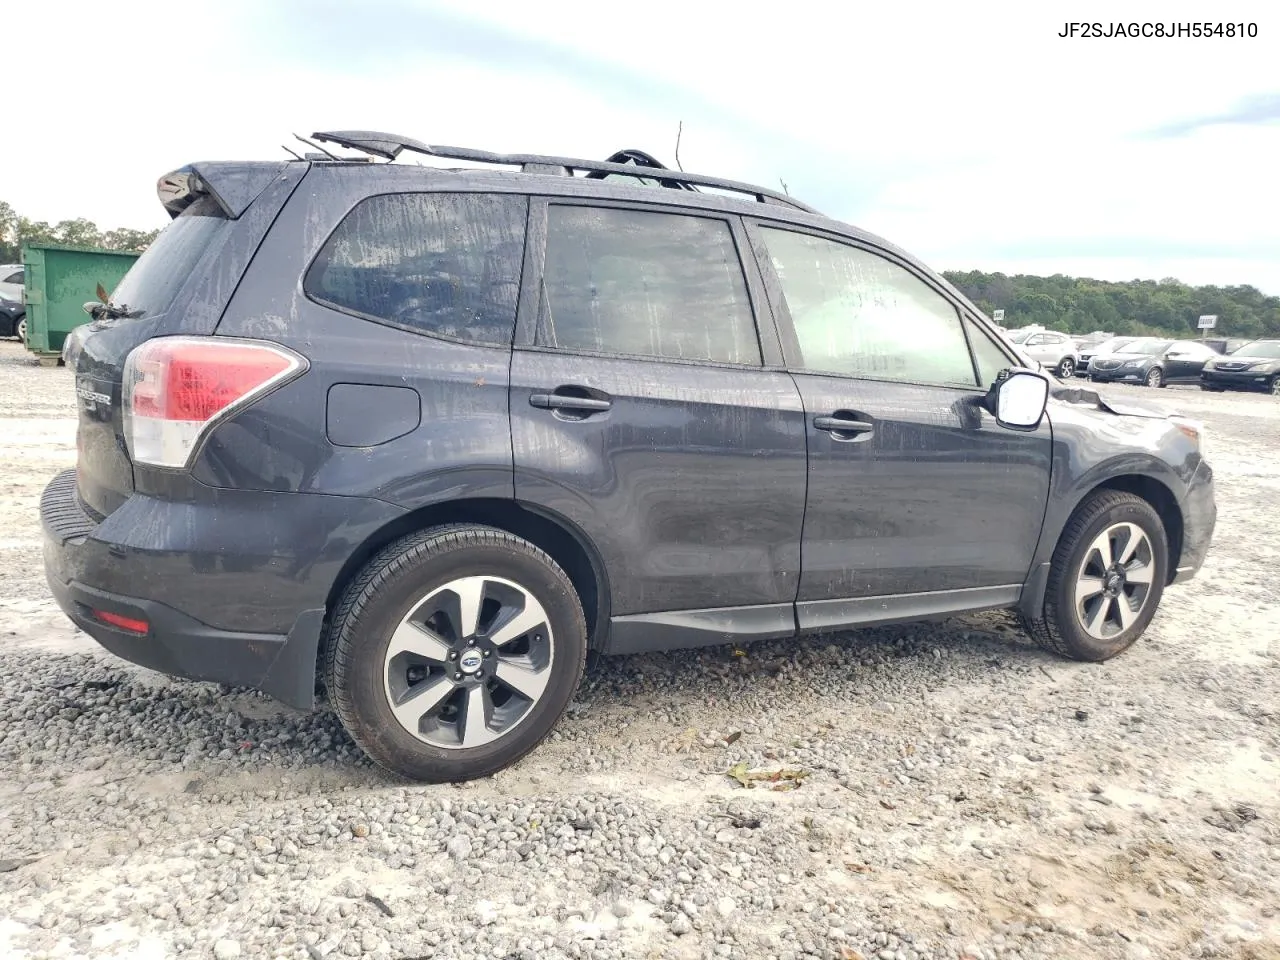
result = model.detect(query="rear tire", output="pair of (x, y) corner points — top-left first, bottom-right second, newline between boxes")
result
(324, 524), (587, 782)
(1057, 357), (1075, 378)
(1023, 491), (1168, 662)
(15, 316), (25, 345)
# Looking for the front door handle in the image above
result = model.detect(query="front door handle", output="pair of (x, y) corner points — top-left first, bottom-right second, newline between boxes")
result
(530, 390), (612, 414)
(814, 415), (874, 436)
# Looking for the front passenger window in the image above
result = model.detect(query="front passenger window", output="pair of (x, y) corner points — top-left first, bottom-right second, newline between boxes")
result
(759, 227), (978, 388)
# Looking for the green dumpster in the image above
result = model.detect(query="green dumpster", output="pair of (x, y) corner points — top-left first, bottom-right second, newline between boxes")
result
(21, 243), (140, 360)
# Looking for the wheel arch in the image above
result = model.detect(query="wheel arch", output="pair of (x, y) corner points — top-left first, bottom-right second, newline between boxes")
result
(1019, 469), (1186, 618)
(320, 497), (611, 658)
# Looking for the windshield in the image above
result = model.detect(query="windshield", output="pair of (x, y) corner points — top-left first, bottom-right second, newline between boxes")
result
(107, 197), (229, 318)
(1236, 340), (1280, 359)
(1088, 337), (1131, 353)
(1118, 339), (1171, 356)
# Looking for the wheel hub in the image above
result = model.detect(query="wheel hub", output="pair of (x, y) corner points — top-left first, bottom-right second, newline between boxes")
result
(1103, 568), (1125, 596)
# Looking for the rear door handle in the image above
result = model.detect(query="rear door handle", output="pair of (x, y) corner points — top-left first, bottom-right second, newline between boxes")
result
(814, 415), (873, 435)
(530, 392), (612, 413)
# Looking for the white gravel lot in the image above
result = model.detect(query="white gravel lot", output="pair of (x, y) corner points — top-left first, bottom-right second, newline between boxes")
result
(0, 338), (1277, 960)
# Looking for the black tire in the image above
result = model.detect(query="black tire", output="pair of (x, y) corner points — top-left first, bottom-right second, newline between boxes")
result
(1057, 357), (1075, 378)
(324, 524), (587, 782)
(1145, 367), (1163, 388)
(1023, 491), (1168, 662)
(1269, 377), (1280, 397)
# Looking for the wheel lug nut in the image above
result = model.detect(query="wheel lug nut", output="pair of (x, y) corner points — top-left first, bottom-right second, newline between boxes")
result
(449, 651), (458, 660)
(453, 672), (462, 681)
(483, 650), (492, 658)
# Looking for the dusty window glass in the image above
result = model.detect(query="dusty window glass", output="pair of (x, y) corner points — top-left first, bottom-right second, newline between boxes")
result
(760, 228), (978, 387)
(4, 271), (22, 284)
(963, 316), (1015, 387)
(541, 206), (761, 365)
(306, 192), (528, 345)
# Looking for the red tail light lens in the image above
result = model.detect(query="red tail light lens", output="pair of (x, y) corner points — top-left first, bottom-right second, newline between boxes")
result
(93, 610), (150, 634)
(123, 337), (306, 469)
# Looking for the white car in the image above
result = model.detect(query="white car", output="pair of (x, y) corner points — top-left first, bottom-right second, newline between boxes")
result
(1004, 328), (1078, 377)
(0, 264), (24, 343)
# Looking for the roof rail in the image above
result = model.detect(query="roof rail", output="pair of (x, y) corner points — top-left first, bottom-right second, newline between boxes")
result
(310, 130), (819, 214)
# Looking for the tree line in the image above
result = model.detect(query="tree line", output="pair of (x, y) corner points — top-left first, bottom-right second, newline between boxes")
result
(943, 270), (1280, 340)
(0, 200), (159, 263)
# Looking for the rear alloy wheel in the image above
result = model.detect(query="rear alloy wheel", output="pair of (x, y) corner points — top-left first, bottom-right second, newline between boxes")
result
(15, 316), (25, 344)
(325, 524), (587, 782)
(1057, 357), (1075, 378)
(1024, 490), (1168, 662)
(1144, 367), (1163, 388)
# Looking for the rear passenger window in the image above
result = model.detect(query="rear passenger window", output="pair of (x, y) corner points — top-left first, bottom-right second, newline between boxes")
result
(306, 192), (528, 345)
(539, 206), (761, 365)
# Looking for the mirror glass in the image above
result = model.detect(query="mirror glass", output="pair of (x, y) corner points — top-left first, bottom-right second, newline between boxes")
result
(996, 371), (1050, 428)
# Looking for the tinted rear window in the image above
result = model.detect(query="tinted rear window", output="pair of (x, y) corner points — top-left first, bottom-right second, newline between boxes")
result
(109, 196), (229, 318)
(306, 192), (529, 345)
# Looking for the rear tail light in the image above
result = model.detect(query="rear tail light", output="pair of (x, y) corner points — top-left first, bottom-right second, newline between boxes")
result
(93, 610), (150, 635)
(123, 336), (306, 469)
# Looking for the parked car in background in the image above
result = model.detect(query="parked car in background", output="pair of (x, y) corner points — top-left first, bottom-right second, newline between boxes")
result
(1076, 336), (1142, 377)
(1200, 339), (1280, 394)
(1196, 337), (1249, 355)
(0, 264), (24, 342)
(1007, 329), (1078, 377)
(40, 131), (1216, 782)
(1089, 339), (1217, 388)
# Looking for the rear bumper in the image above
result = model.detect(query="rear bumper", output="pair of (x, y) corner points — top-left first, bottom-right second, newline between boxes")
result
(40, 468), (403, 709)
(1200, 370), (1275, 392)
(1171, 458), (1216, 585)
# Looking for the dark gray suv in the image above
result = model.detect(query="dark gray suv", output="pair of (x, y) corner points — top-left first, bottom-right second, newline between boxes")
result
(41, 131), (1217, 782)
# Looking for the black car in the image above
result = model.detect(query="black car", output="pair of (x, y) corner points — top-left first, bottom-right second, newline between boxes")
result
(1075, 336), (1141, 376)
(40, 131), (1217, 782)
(1088, 338), (1217, 388)
(1200, 339), (1280, 394)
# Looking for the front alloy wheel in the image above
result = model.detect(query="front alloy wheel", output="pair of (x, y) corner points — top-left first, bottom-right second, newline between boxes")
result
(1023, 490), (1168, 661)
(15, 316), (26, 344)
(325, 524), (587, 782)
(1144, 367), (1163, 388)
(1057, 357), (1075, 378)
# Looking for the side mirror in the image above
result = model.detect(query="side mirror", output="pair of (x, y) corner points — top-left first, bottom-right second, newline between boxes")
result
(986, 368), (1050, 430)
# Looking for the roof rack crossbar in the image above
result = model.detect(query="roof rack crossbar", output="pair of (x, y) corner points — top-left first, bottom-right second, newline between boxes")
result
(310, 130), (819, 214)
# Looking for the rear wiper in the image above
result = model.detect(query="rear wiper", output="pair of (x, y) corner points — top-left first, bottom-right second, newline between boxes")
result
(82, 282), (142, 321)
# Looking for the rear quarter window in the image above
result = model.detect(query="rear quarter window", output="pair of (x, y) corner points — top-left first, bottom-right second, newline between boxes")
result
(305, 192), (529, 346)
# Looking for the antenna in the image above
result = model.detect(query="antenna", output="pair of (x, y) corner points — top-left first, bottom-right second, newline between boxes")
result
(674, 121), (685, 172)
(293, 133), (341, 160)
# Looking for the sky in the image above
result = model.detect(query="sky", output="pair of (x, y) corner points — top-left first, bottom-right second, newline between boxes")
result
(5, 0), (1278, 291)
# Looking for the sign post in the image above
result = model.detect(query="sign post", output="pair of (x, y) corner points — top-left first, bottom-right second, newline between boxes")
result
(1197, 314), (1218, 330)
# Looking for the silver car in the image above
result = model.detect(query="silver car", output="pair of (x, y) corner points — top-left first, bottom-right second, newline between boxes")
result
(1004, 328), (1078, 377)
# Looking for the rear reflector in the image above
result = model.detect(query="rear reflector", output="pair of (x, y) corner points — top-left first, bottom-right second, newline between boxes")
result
(93, 610), (149, 634)
(123, 336), (306, 469)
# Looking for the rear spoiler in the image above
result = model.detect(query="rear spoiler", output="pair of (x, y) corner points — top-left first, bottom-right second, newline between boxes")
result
(156, 161), (290, 219)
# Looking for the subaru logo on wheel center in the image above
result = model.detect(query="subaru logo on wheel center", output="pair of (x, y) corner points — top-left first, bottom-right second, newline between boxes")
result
(459, 649), (484, 674)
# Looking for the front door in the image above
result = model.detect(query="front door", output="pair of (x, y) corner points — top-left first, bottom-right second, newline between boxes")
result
(510, 201), (808, 647)
(745, 222), (1054, 630)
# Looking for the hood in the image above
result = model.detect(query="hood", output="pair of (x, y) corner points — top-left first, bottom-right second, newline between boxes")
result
(1049, 383), (1173, 420)
(1212, 353), (1280, 365)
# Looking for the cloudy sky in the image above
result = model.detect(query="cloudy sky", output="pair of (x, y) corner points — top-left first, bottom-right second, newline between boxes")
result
(8, 1), (1278, 291)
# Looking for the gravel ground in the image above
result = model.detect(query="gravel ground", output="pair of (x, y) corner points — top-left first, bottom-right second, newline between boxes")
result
(0, 338), (1277, 960)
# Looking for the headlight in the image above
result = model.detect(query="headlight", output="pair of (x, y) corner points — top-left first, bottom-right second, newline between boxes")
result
(1170, 416), (1208, 461)
(1254, 361), (1280, 373)
(1120, 359), (1144, 368)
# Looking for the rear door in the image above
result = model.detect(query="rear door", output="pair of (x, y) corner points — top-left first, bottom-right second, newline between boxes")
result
(744, 221), (1053, 629)
(1162, 340), (1216, 382)
(510, 200), (808, 643)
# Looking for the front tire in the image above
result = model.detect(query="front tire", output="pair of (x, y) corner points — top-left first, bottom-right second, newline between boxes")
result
(1145, 367), (1163, 388)
(324, 524), (587, 782)
(15, 316), (25, 344)
(1269, 377), (1280, 396)
(1057, 357), (1075, 378)
(1024, 491), (1168, 662)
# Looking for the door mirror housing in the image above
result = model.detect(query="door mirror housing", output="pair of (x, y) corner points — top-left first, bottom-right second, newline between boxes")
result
(986, 368), (1050, 430)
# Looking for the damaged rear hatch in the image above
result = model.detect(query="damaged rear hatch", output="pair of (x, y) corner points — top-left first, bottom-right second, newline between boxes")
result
(72, 161), (305, 518)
